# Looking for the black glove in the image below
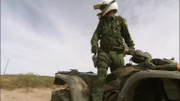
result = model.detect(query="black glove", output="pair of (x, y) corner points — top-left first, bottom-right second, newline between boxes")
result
(91, 45), (98, 54)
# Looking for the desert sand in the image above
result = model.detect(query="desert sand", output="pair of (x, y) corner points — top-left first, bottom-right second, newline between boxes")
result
(1, 88), (54, 101)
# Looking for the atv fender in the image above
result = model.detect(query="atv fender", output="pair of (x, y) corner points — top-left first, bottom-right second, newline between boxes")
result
(55, 73), (90, 101)
(117, 70), (180, 101)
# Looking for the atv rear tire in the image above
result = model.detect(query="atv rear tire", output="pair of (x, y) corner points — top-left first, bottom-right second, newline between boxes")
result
(50, 89), (71, 101)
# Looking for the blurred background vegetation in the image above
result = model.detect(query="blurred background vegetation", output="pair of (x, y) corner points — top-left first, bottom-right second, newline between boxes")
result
(0, 73), (55, 90)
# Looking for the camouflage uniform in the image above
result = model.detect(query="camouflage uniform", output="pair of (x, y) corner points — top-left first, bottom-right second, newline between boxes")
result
(91, 15), (135, 101)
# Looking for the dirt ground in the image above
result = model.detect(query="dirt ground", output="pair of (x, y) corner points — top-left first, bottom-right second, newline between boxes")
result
(1, 88), (55, 101)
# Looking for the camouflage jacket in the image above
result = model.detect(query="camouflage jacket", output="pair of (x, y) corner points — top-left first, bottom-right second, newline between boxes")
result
(91, 15), (135, 50)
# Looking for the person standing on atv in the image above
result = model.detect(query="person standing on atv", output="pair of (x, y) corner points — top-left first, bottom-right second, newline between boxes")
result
(91, 0), (135, 101)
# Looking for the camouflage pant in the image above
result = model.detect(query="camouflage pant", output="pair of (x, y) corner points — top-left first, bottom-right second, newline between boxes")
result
(92, 50), (125, 101)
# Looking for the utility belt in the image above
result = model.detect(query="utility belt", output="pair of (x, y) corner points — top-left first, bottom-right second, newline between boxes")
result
(100, 45), (125, 53)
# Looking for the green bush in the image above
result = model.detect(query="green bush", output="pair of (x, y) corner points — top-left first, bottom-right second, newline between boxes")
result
(0, 73), (54, 90)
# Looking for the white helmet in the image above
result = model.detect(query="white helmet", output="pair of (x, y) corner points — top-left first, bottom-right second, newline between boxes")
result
(94, 0), (118, 17)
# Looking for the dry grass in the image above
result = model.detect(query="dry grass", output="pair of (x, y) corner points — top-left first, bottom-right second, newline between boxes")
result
(0, 73), (55, 90)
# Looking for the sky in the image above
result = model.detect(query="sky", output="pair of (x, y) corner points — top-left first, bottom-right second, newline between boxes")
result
(1, 0), (179, 76)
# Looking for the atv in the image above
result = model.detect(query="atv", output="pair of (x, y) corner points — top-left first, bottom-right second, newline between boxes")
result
(50, 50), (180, 101)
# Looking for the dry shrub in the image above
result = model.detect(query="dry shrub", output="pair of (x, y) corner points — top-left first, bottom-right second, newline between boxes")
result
(0, 73), (54, 90)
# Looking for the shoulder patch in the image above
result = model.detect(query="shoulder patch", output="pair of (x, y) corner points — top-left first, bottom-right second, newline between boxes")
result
(116, 15), (121, 25)
(124, 20), (127, 25)
(124, 19), (128, 26)
(117, 20), (120, 25)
